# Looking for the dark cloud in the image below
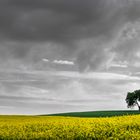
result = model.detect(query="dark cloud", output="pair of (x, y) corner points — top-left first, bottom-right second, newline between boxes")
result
(1, 0), (140, 114)
(0, 0), (140, 70)
(0, 0), (139, 42)
(111, 21), (140, 73)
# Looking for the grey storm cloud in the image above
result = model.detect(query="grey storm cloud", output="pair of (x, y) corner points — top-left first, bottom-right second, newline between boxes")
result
(1, 0), (138, 42)
(0, 0), (140, 70)
(111, 21), (140, 73)
(1, 0), (140, 114)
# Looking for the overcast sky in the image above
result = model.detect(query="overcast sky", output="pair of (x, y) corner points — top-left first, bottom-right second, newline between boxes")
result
(0, 0), (140, 114)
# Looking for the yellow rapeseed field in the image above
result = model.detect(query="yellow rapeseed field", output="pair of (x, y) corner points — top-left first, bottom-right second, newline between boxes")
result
(0, 115), (140, 139)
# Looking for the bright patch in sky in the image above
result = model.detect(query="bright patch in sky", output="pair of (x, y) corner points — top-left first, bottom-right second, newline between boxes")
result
(53, 60), (74, 65)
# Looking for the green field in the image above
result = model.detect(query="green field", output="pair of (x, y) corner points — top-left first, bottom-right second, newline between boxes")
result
(0, 114), (140, 139)
(47, 110), (140, 117)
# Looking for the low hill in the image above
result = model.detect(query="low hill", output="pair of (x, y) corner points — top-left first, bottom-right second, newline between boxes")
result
(46, 110), (140, 117)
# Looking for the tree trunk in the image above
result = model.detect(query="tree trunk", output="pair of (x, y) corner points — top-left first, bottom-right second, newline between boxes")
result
(136, 101), (140, 111)
(138, 106), (140, 111)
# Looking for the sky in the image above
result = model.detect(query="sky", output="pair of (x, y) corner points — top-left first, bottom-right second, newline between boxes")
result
(0, 0), (140, 114)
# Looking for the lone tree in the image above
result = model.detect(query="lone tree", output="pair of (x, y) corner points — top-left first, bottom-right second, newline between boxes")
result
(126, 89), (140, 111)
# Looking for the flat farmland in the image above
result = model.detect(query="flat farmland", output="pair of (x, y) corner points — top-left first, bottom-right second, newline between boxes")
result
(0, 114), (140, 139)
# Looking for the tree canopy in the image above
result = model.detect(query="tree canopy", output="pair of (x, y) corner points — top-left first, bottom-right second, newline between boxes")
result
(126, 90), (140, 111)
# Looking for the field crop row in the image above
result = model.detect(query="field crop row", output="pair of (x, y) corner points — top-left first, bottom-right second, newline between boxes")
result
(0, 115), (140, 139)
